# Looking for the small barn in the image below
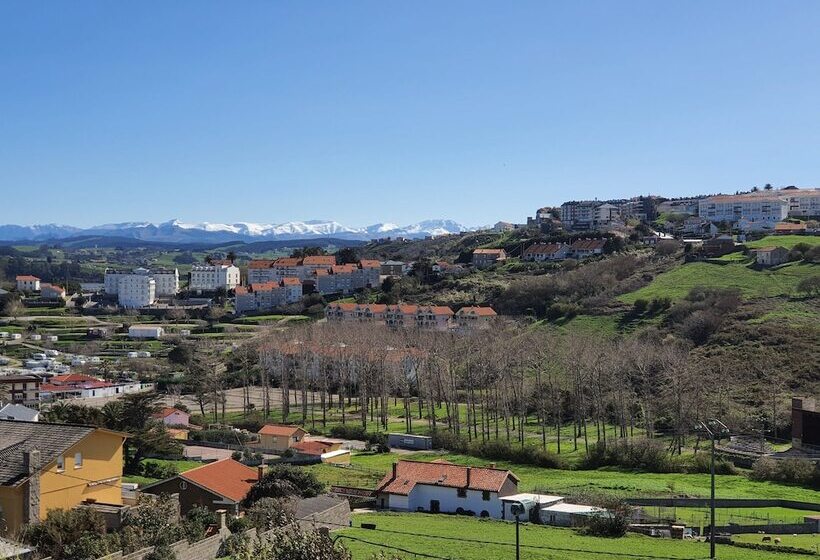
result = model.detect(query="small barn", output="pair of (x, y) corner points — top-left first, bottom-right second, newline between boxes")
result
(388, 433), (433, 451)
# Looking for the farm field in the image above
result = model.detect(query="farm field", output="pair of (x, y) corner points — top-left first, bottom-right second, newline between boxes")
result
(619, 260), (818, 303)
(745, 235), (820, 249)
(733, 533), (820, 553)
(338, 512), (797, 560)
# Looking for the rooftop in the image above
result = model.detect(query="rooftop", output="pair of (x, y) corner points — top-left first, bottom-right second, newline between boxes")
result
(177, 458), (258, 502)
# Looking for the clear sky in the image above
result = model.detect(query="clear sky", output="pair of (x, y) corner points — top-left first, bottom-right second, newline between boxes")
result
(2, 1), (819, 228)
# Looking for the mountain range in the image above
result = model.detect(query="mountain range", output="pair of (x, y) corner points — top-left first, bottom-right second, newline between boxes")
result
(0, 219), (476, 244)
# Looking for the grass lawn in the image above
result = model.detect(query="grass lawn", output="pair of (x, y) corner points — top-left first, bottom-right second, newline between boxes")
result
(619, 260), (818, 303)
(667, 506), (820, 527)
(745, 235), (820, 250)
(734, 533), (820, 553)
(338, 512), (795, 560)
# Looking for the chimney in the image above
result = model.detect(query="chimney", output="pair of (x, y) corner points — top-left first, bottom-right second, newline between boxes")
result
(23, 449), (41, 525)
(392, 462), (397, 479)
(466, 467), (471, 488)
(489, 462), (496, 469)
(257, 465), (265, 481)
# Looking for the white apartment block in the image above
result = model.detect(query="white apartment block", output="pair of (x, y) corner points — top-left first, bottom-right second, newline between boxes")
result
(105, 267), (178, 307)
(151, 268), (179, 296)
(311, 260), (380, 295)
(235, 278), (303, 314)
(189, 263), (241, 291)
(560, 201), (621, 230)
(698, 195), (788, 231)
(781, 188), (820, 218)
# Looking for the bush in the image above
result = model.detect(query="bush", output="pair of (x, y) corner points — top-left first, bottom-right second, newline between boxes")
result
(468, 440), (566, 469)
(579, 439), (679, 473)
(189, 429), (250, 445)
(243, 465), (325, 506)
(582, 499), (633, 538)
(750, 457), (819, 488)
(141, 460), (179, 480)
(328, 424), (388, 447)
(247, 497), (296, 530)
(688, 452), (737, 475)
(182, 506), (218, 543)
(431, 430), (469, 453)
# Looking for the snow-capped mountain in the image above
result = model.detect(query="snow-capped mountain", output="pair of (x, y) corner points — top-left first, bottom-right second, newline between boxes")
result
(0, 219), (475, 243)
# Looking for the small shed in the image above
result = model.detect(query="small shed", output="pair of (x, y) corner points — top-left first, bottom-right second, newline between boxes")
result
(539, 502), (604, 527)
(388, 433), (433, 450)
(128, 325), (164, 339)
(755, 246), (789, 266)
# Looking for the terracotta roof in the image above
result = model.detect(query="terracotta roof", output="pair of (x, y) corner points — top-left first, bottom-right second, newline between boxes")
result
(281, 277), (302, 286)
(705, 194), (785, 203)
(388, 304), (420, 314)
(258, 424), (306, 437)
(51, 373), (99, 384)
(376, 459), (518, 496)
(775, 222), (806, 231)
(419, 306), (454, 316)
(302, 256), (336, 266)
(16, 275), (40, 281)
(313, 269), (329, 276)
(570, 238), (607, 251)
(152, 407), (188, 419)
(331, 265), (356, 274)
(274, 258), (301, 267)
(235, 286), (249, 295)
(359, 259), (381, 268)
(472, 248), (505, 255)
(291, 440), (332, 456)
(523, 243), (565, 256)
(178, 459), (259, 502)
(328, 303), (357, 311)
(248, 260), (276, 269)
(456, 306), (497, 317)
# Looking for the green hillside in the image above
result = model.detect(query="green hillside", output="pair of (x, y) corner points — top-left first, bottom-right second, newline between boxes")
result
(745, 234), (820, 249)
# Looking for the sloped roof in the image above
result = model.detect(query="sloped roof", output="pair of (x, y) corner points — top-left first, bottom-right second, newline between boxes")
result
(302, 256), (336, 266)
(248, 260), (276, 269)
(178, 459), (259, 502)
(152, 407), (188, 419)
(523, 243), (565, 255)
(291, 440), (332, 456)
(258, 424), (306, 437)
(456, 306), (497, 317)
(376, 459), (518, 496)
(0, 420), (97, 486)
(281, 277), (302, 286)
(16, 275), (40, 281)
(0, 404), (39, 422)
(359, 259), (381, 268)
(472, 248), (505, 255)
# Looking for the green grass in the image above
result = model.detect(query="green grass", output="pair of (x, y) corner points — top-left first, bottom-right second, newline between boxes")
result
(733, 533), (820, 553)
(747, 300), (820, 326)
(338, 512), (797, 560)
(620, 260), (818, 303)
(665, 506), (820, 527)
(745, 235), (820, 250)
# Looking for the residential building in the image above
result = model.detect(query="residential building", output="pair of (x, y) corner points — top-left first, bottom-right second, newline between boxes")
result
(128, 325), (164, 339)
(246, 259), (277, 284)
(755, 246), (789, 267)
(257, 424), (308, 453)
(698, 194), (788, 231)
(792, 397), (820, 451)
(104, 268), (156, 308)
(39, 284), (66, 300)
(454, 307), (497, 329)
(291, 440), (349, 464)
(569, 238), (607, 259)
(682, 217), (718, 236)
(414, 306), (454, 330)
(560, 201), (621, 231)
(775, 222), (807, 235)
(300, 255), (337, 277)
(376, 459), (519, 518)
(235, 278), (302, 314)
(311, 260), (380, 295)
(141, 459), (259, 515)
(150, 268), (179, 296)
(522, 243), (569, 262)
(325, 303), (387, 323)
(15, 276), (40, 293)
(0, 403), (39, 422)
(39, 373), (145, 400)
(500, 493), (603, 526)
(656, 198), (700, 216)
(381, 260), (408, 276)
(471, 248), (507, 269)
(189, 263), (240, 292)
(780, 187), (820, 218)
(151, 407), (190, 427)
(703, 235), (736, 257)
(0, 374), (41, 404)
(492, 221), (515, 232)
(0, 420), (126, 536)
(618, 196), (658, 223)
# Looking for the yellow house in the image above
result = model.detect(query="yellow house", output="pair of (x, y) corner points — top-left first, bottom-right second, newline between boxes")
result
(0, 420), (126, 537)
(256, 424), (307, 453)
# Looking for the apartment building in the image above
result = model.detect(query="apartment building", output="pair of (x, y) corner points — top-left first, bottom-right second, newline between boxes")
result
(560, 201), (621, 231)
(698, 194), (788, 231)
(780, 187), (820, 218)
(15, 275), (40, 292)
(105, 268), (156, 308)
(150, 268), (179, 295)
(189, 263), (241, 291)
(310, 260), (380, 295)
(235, 278), (303, 314)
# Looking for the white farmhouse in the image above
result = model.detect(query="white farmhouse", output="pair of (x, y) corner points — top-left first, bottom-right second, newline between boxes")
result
(16, 275), (40, 292)
(189, 263), (240, 291)
(376, 459), (519, 519)
(128, 325), (164, 339)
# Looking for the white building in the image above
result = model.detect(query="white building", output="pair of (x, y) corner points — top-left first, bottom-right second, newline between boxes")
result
(151, 268), (180, 296)
(560, 201), (622, 231)
(376, 460), (519, 519)
(40, 283), (66, 300)
(189, 263), (241, 292)
(105, 267), (178, 307)
(698, 194), (789, 231)
(780, 187), (820, 218)
(128, 325), (164, 339)
(16, 275), (40, 292)
(0, 403), (40, 422)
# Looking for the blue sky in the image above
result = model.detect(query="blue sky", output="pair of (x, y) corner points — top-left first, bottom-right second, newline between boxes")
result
(2, 1), (819, 228)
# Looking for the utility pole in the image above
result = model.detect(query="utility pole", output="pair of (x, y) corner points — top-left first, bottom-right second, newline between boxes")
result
(510, 503), (524, 560)
(696, 419), (730, 559)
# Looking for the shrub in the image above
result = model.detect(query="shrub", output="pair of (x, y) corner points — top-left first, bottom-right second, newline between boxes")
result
(468, 440), (566, 469)
(688, 452), (737, 475)
(243, 464), (325, 506)
(247, 497), (296, 530)
(631, 299), (649, 315)
(579, 439), (678, 473)
(141, 460), (179, 480)
(182, 506), (218, 542)
(750, 457), (819, 488)
(582, 499), (633, 538)
(431, 430), (469, 453)
(189, 429), (250, 445)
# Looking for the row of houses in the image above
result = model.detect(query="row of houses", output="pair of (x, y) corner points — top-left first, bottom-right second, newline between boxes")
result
(14, 276), (66, 299)
(248, 257), (380, 292)
(325, 303), (497, 330)
(521, 238), (607, 262)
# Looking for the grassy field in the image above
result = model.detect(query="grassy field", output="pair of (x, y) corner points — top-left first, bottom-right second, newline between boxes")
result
(338, 512), (798, 560)
(734, 533), (820, 553)
(745, 235), (820, 249)
(619, 260), (818, 303)
(663, 506), (820, 527)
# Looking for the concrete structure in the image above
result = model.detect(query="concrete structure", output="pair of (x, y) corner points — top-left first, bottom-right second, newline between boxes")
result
(105, 268), (157, 308)
(142, 459), (259, 515)
(755, 246), (789, 266)
(0, 375), (41, 404)
(189, 263), (240, 292)
(0, 404), (39, 422)
(376, 459), (519, 518)
(500, 493), (604, 526)
(779, 187), (820, 218)
(256, 424), (307, 453)
(698, 194), (788, 231)
(234, 279), (302, 314)
(128, 324), (164, 339)
(39, 284), (66, 300)
(388, 433), (433, 451)
(792, 397), (820, 451)
(15, 276), (40, 293)
(151, 268), (180, 296)
(0, 420), (126, 536)
(561, 201), (621, 231)
(472, 248), (507, 269)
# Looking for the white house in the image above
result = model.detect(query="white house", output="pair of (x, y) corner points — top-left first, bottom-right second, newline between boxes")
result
(376, 459), (519, 519)
(16, 275), (40, 292)
(151, 268), (180, 296)
(189, 263), (241, 292)
(500, 493), (604, 526)
(151, 407), (190, 426)
(40, 283), (66, 300)
(128, 325), (164, 339)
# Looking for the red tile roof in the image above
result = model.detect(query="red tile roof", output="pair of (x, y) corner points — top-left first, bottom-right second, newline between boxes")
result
(472, 248), (506, 255)
(302, 256), (336, 266)
(291, 440), (332, 456)
(377, 460), (518, 496)
(281, 277), (302, 286)
(274, 258), (301, 267)
(570, 238), (607, 251)
(774, 222), (806, 232)
(51, 373), (99, 384)
(523, 243), (565, 256)
(359, 259), (381, 268)
(456, 306), (497, 317)
(16, 275), (40, 281)
(152, 407), (188, 419)
(179, 459), (259, 502)
(419, 306), (454, 316)
(235, 286), (249, 295)
(248, 260), (276, 269)
(258, 424), (306, 437)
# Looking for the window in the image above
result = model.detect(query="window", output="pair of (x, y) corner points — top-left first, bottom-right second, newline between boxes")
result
(74, 452), (83, 469)
(457, 488), (467, 498)
(56, 455), (65, 471)
(482, 491), (491, 501)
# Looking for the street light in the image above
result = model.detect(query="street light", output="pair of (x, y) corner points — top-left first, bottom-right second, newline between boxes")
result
(696, 419), (730, 559)
(510, 503), (525, 560)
